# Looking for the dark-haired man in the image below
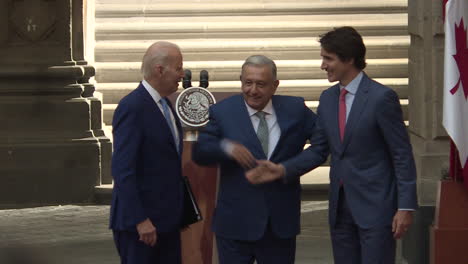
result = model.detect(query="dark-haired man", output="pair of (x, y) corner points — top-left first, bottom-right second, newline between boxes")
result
(247, 27), (418, 264)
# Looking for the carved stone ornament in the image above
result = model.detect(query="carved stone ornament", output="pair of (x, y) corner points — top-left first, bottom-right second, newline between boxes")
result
(9, 0), (57, 42)
(176, 87), (216, 127)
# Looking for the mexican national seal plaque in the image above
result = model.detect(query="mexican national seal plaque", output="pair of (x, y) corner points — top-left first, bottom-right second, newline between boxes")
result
(176, 87), (216, 127)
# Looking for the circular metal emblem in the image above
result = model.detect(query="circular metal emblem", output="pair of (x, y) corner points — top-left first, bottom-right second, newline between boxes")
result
(176, 87), (216, 127)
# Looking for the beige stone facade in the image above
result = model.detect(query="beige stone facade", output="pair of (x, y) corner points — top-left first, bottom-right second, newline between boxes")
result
(0, 1), (449, 262)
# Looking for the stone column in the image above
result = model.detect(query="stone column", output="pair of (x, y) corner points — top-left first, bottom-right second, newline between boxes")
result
(0, 0), (109, 207)
(405, 0), (448, 263)
(73, 0), (112, 185)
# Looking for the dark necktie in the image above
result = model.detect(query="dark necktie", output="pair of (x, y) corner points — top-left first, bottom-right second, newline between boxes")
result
(339, 89), (348, 142)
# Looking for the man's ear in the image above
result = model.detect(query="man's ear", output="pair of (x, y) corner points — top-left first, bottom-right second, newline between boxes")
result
(274, 80), (280, 89)
(154, 64), (164, 76)
(272, 80), (280, 94)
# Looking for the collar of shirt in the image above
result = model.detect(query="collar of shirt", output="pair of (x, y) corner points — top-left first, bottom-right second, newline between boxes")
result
(142, 79), (163, 104)
(244, 100), (275, 117)
(339, 71), (363, 94)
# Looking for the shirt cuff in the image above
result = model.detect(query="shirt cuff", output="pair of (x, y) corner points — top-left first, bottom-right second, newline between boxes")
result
(398, 208), (415, 211)
(220, 139), (234, 157)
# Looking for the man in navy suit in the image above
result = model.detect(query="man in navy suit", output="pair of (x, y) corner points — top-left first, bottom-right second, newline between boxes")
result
(110, 41), (185, 264)
(192, 55), (317, 264)
(247, 27), (418, 264)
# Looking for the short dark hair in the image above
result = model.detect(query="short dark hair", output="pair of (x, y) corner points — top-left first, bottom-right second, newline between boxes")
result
(319, 26), (367, 70)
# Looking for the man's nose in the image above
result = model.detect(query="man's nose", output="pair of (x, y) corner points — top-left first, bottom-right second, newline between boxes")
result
(320, 61), (327, 70)
(249, 84), (258, 94)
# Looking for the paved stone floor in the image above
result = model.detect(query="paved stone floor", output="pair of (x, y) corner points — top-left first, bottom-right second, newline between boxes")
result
(0, 202), (333, 264)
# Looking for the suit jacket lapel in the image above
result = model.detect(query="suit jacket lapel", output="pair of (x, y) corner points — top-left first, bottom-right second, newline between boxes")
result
(137, 83), (157, 106)
(342, 74), (370, 151)
(166, 99), (184, 156)
(138, 84), (181, 156)
(233, 96), (266, 158)
(327, 84), (343, 148)
(137, 84), (166, 122)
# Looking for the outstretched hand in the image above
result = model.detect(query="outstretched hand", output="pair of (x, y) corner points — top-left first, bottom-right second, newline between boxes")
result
(245, 160), (285, 184)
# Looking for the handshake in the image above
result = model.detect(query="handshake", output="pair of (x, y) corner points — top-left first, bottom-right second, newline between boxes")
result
(227, 141), (286, 184)
(245, 160), (286, 184)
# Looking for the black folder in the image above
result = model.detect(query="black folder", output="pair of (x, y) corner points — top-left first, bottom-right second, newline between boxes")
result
(180, 176), (203, 229)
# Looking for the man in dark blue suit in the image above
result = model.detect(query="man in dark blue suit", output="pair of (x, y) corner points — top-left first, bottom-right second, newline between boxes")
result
(247, 27), (418, 264)
(110, 41), (185, 264)
(192, 55), (317, 264)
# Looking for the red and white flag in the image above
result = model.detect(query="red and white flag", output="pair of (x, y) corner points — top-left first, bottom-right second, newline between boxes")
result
(443, 0), (468, 188)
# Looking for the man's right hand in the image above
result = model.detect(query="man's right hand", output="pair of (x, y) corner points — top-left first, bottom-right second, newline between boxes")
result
(245, 160), (285, 184)
(229, 142), (257, 169)
(136, 218), (157, 247)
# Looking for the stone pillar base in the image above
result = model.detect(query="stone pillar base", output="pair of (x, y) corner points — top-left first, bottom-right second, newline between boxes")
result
(0, 139), (100, 209)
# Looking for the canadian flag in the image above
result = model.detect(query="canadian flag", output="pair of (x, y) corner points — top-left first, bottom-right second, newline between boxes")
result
(443, 0), (468, 188)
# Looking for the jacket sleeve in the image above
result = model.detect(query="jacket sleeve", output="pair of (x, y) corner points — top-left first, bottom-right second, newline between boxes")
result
(376, 89), (418, 209)
(111, 102), (147, 226)
(192, 107), (231, 166)
(282, 102), (329, 182)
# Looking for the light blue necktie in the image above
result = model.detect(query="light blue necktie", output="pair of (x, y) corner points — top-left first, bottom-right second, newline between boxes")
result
(160, 98), (178, 152)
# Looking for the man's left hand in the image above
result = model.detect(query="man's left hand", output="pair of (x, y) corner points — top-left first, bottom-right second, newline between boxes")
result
(392, 210), (413, 239)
